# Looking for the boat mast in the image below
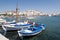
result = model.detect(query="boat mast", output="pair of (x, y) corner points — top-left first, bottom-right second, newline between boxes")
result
(16, 0), (19, 23)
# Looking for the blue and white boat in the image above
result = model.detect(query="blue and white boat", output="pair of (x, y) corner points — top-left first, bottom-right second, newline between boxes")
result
(2, 22), (32, 31)
(18, 23), (46, 36)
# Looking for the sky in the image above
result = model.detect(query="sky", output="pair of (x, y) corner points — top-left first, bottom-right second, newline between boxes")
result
(0, 0), (60, 13)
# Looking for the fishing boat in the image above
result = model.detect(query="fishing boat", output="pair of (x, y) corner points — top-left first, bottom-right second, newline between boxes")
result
(2, 0), (33, 32)
(2, 21), (32, 31)
(2, 0), (20, 31)
(0, 17), (16, 27)
(0, 18), (6, 26)
(18, 23), (46, 36)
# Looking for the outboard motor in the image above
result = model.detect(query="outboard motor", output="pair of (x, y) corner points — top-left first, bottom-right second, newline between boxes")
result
(41, 24), (45, 30)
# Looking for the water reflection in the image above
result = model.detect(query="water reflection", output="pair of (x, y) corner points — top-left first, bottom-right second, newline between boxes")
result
(2, 31), (19, 40)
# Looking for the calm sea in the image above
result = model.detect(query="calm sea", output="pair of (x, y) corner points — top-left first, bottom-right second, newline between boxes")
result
(0, 16), (60, 40)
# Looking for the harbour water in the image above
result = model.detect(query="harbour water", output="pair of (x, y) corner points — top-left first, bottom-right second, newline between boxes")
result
(0, 16), (60, 40)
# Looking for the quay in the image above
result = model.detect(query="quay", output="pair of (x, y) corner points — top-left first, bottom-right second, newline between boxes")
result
(0, 33), (9, 40)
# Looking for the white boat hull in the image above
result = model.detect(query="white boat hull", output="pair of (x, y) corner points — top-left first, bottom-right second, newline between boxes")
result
(2, 24), (31, 31)
(18, 29), (43, 36)
(2, 25), (19, 31)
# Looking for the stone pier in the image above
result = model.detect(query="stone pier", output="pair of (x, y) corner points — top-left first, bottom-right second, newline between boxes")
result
(0, 33), (9, 40)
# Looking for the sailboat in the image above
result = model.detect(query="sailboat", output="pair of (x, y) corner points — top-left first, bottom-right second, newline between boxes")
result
(2, 0), (32, 31)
